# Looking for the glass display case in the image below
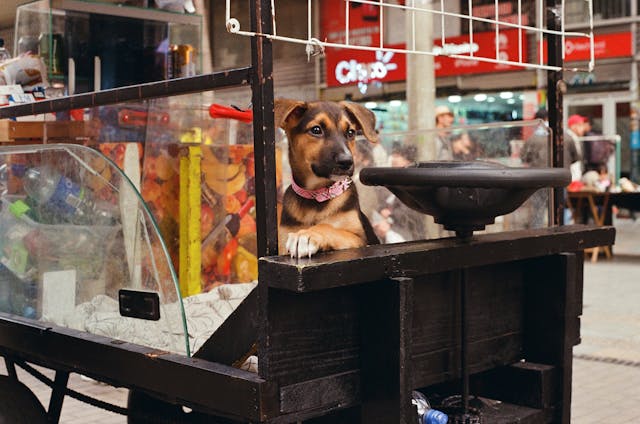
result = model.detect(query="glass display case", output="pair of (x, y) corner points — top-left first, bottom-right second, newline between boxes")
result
(0, 144), (190, 354)
(0, 90), (276, 357)
(12, 0), (202, 94)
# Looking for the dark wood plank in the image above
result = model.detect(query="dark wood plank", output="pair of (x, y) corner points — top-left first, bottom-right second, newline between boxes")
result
(260, 286), (361, 386)
(468, 398), (547, 424)
(279, 371), (360, 414)
(523, 253), (578, 424)
(259, 225), (614, 292)
(194, 287), (258, 365)
(471, 362), (559, 410)
(270, 406), (360, 424)
(0, 313), (267, 422)
(300, 407), (360, 424)
(410, 264), (526, 388)
(360, 278), (414, 424)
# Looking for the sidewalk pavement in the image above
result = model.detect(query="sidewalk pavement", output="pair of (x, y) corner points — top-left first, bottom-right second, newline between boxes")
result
(2, 219), (640, 423)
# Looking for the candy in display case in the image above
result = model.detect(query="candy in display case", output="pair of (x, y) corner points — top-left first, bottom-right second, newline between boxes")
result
(136, 99), (285, 295)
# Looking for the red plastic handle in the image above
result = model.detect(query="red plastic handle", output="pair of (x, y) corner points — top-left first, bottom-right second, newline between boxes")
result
(209, 104), (253, 123)
(237, 198), (255, 218)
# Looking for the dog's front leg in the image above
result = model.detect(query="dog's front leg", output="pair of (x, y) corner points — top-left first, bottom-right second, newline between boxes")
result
(285, 224), (365, 258)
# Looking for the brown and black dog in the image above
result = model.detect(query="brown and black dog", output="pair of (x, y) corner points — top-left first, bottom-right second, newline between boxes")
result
(274, 99), (380, 258)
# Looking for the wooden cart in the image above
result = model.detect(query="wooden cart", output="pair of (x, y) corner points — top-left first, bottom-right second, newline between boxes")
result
(0, 225), (615, 423)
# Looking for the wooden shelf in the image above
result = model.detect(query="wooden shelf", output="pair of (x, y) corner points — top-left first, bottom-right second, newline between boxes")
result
(0, 120), (90, 143)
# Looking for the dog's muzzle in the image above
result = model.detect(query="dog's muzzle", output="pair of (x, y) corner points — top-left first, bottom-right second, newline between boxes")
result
(334, 152), (354, 172)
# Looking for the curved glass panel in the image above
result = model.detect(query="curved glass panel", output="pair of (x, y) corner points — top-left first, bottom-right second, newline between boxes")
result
(0, 143), (189, 355)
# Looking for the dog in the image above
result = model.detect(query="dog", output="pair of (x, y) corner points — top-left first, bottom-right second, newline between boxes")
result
(274, 99), (380, 258)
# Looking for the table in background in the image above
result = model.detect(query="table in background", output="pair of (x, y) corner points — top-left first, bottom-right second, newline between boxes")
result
(567, 191), (640, 262)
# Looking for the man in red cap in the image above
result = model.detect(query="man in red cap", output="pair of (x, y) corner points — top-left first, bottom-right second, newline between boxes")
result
(565, 114), (586, 180)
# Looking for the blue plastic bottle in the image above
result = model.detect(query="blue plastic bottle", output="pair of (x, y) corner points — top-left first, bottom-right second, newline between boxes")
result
(412, 391), (448, 424)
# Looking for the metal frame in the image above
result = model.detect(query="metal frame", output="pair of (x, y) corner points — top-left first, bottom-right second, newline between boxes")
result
(225, 0), (594, 72)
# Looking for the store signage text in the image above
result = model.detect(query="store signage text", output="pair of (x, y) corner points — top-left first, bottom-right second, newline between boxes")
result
(335, 51), (398, 85)
(324, 29), (525, 87)
(541, 32), (632, 62)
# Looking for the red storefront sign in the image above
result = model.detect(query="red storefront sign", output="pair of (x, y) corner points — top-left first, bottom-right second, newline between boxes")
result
(541, 32), (632, 62)
(323, 29), (527, 87)
(321, 0), (382, 46)
(434, 30), (526, 77)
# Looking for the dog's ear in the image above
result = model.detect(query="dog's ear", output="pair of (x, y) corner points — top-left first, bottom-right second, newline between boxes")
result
(339, 101), (379, 144)
(274, 98), (307, 130)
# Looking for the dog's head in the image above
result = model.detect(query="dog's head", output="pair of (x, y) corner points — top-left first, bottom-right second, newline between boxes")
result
(275, 99), (378, 189)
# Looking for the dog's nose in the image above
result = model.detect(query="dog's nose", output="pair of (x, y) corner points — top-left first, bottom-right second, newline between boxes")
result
(335, 152), (354, 170)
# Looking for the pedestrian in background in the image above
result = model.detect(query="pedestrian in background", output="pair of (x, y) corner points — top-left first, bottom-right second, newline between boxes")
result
(434, 105), (455, 160)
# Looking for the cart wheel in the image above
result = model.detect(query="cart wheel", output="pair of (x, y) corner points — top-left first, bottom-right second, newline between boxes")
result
(0, 375), (48, 424)
(128, 390), (184, 424)
(128, 390), (239, 424)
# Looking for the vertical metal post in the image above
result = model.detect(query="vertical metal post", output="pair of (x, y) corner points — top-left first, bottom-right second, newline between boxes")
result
(547, 0), (565, 225)
(4, 358), (17, 380)
(47, 370), (70, 424)
(251, 0), (278, 258)
(252, 0), (278, 382)
(460, 268), (469, 414)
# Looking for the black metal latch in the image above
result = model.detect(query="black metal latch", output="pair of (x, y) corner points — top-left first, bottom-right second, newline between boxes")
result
(118, 289), (161, 321)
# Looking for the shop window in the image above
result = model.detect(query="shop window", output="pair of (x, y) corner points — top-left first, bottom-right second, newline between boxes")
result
(565, 0), (630, 24)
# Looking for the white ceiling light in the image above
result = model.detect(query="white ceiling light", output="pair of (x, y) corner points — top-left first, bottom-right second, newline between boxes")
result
(448, 95), (462, 103)
(487, 97), (496, 103)
(499, 91), (514, 99)
(474, 93), (487, 102)
(507, 98), (516, 104)
(389, 100), (403, 107)
(365, 102), (378, 108)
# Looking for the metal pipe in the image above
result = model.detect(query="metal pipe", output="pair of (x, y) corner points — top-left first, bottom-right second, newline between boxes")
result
(461, 267), (469, 414)
(546, 0), (565, 225)
(250, 0), (278, 258)
(0, 69), (251, 119)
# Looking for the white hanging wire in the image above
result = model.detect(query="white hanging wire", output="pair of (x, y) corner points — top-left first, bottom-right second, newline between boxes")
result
(226, 0), (594, 72)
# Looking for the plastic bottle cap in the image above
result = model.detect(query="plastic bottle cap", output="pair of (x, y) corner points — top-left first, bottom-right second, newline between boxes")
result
(9, 200), (31, 218)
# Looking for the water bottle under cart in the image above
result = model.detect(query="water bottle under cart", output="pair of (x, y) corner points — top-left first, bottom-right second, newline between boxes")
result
(412, 391), (449, 424)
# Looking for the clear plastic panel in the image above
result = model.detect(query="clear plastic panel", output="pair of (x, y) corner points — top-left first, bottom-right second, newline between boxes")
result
(0, 144), (190, 355)
(355, 119), (553, 242)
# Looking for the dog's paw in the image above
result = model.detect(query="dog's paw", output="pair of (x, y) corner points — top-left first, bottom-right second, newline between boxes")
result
(286, 231), (321, 258)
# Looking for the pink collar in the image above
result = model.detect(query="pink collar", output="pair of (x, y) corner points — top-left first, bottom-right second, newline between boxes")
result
(291, 178), (352, 202)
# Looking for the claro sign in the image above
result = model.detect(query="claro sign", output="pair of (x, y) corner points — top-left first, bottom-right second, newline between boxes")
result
(334, 50), (400, 85)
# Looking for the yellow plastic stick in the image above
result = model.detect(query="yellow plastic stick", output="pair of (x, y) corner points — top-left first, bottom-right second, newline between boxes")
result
(179, 143), (202, 297)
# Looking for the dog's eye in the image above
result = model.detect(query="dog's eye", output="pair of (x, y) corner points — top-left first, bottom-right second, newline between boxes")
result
(309, 125), (323, 136)
(346, 128), (356, 139)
